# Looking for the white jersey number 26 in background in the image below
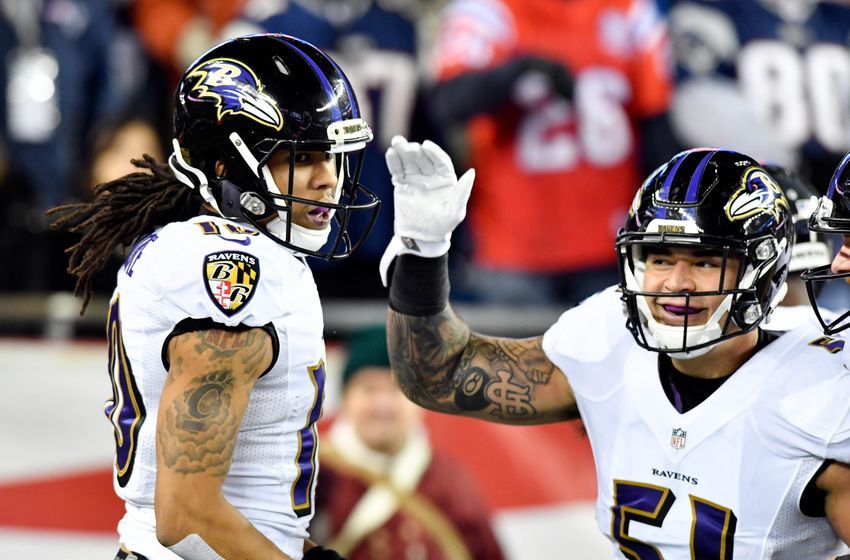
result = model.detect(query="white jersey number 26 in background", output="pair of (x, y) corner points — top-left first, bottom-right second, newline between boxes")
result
(517, 68), (633, 173)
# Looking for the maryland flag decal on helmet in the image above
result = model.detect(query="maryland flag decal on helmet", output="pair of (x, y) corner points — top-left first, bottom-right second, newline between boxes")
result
(203, 251), (260, 316)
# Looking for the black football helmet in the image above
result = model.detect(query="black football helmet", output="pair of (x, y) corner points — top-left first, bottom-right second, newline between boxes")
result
(801, 152), (850, 334)
(760, 164), (831, 274)
(168, 33), (380, 258)
(617, 149), (793, 357)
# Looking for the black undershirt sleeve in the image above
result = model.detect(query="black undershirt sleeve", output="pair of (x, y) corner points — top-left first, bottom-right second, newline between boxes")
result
(800, 459), (832, 518)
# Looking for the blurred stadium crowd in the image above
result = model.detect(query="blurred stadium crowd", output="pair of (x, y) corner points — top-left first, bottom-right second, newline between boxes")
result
(2, 0), (850, 335)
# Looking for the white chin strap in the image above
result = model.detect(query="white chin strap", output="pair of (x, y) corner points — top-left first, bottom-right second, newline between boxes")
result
(267, 218), (331, 253)
(637, 292), (732, 359)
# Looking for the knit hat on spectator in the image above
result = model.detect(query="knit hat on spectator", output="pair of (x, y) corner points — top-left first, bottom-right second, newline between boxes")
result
(342, 325), (390, 388)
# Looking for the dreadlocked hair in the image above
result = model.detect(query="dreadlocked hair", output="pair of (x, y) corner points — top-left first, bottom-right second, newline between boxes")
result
(47, 154), (203, 313)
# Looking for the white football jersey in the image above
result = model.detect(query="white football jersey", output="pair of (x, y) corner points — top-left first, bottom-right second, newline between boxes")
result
(105, 215), (326, 560)
(543, 287), (850, 559)
(763, 304), (821, 332)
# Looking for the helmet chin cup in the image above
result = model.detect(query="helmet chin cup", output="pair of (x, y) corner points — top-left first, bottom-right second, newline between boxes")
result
(635, 290), (733, 359)
(266, 215), (331, 254)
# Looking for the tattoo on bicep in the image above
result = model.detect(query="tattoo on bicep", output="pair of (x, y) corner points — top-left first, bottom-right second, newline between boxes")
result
(194, 329), (258, 359)
(164, 355), (185, 388)
(455, 368), (491, 411)
(239, 339), (271, 380)
(518, 348), (555, 384)
(481, 370), (535, 418)
(454, 366), (537, 417)
(454, 340), (537, 418)
(159, 370), (239, 475)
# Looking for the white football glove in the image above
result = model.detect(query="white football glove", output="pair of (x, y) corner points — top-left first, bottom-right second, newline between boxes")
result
(379, 135), (475, 286)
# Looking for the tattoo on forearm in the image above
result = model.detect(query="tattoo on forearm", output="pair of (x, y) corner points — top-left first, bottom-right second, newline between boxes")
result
(389, 309), (558, 421)
(389, 309), (468, 406)
(159, 370), (239, 475)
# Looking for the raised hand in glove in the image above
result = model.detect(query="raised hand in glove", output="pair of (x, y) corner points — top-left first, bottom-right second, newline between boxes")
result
(379, 135), (475, 285)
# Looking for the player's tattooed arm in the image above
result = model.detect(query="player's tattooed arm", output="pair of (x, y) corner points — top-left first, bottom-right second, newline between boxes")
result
(388, 307), (579, 424)
(155, 328), (293, 560)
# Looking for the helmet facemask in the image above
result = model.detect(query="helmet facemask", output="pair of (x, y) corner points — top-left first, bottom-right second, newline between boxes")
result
(168, 34), (381, 259)
(618, 228), (788, 359)
(802, 196), (850, 334)
(801, 152), (850, 334)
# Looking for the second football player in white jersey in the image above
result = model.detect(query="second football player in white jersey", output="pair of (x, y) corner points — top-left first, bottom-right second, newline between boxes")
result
(380, 139), (850, 558)
(50, 34), (380, 560)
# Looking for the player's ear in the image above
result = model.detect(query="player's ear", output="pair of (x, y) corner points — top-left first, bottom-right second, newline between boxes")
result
(215, 160), (227, 177)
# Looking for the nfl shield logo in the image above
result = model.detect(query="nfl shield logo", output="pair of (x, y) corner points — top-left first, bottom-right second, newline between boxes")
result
(670, 428), (687, 450)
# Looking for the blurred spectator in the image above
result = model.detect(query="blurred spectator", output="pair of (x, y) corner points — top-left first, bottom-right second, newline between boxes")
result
(668, 0), (850, 190)
(0, 0), (162, 291)
(313, 325), (506, 560)
(133, 0), (247, 82)
(430, 0), (678, 305)
(239, 0), (443, 298)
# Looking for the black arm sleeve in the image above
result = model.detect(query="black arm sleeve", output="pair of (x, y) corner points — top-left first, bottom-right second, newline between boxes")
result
(388, 254), (450, 316)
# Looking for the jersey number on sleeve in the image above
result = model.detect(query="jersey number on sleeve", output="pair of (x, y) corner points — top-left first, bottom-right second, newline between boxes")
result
(105, 295), (147, 488)
(612, 480), (737, 560)
(291, 360), (326, 518)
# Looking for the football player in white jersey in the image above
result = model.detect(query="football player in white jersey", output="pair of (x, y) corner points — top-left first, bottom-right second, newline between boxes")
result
(49, 34), (379, 560)
(379, 137), (850, 558)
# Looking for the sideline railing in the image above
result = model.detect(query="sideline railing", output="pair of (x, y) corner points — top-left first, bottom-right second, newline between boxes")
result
(0, 293), (567, 340)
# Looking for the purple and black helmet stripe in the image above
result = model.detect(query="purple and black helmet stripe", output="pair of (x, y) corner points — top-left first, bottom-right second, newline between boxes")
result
(283, 37), (346, 122)
(655, 149), (717, 219)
